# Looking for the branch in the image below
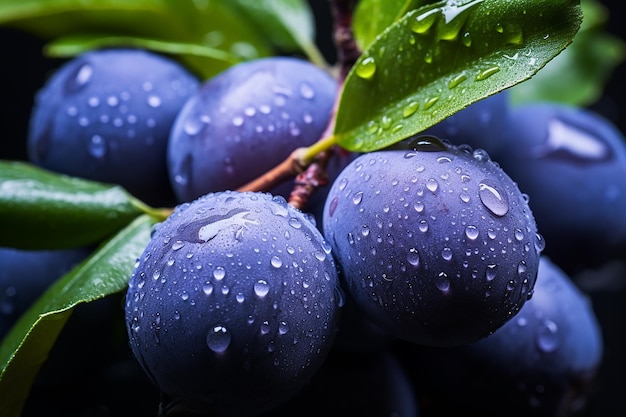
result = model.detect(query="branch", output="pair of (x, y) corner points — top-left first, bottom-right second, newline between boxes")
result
(330, 0), (361, 82)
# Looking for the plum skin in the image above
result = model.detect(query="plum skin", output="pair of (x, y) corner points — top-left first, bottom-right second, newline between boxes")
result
(27, 48), (199, 206)
(405, 256), (603, 417)
(125, 191), (342, 417)
(0, 247), (91, 338)
(496, 102), (626, 272)
(422, 91), (511, 158)
(167, 56), (338, 203)
(323, 137), (544, 347)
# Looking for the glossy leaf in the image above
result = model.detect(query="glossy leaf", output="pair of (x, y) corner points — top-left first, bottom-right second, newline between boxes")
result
(0, 161), (151, 250)
(226, 0), (325, 66)
(353, 0), (429, 50)
(45, 34), (241, 80)
(333, 0), (583, 152)
(0, 0), (272, 78)
(0, 214), (155, 417)
(509, 0), (626, 106)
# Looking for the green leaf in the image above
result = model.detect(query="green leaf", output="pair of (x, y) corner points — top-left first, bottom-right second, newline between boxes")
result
(509, 0), (626, 106)
(45, 34), (241, 80)
(0, 214), (155, 417)
(0, 0), (272, 79)
(225, 0), (326, 66)
(0, 161), (149, 250)
(353, 0), (429, 50)
(333, 0), (583, 153)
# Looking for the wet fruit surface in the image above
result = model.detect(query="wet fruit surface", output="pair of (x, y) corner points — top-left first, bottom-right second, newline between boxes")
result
(497, 102), (626, 272)
(404, 256), (604, 417)
(323, 137), (544, 346)
(27, 48), (199, 206)
(167, 57), (338, 203)
(125, 191), (342, 416)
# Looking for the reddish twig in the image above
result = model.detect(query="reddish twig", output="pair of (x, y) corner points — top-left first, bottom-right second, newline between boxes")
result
(330, 0), (361, 82)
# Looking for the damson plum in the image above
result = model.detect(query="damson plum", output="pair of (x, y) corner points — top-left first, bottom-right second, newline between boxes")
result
(167, 57), (337, 203)
(0, 246), (91, 339)
(496, 102), (626, 272)
(323, 136), (544, 347)
(27, 48), (199, 206)
(405, 256), (603, 417)
(125, 191), (342, 417)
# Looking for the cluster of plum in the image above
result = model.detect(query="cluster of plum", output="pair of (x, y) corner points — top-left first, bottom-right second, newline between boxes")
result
(2, 41), (624, 417)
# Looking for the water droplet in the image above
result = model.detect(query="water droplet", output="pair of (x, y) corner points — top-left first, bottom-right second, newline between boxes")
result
(435, 272), (451, 292)
(411, 9), (438, 34)
(517, 260), (528, 277)
(475, 66), (500, 81)
(314, 250), (327, 261)
(409, 135), (448, 151)
(66, 63), (93, 92)
(299, 82), (315, 99)
(448, 73), (467, 89)
(418, 220), (429, 233)
(423, 96), (439, 110)
(485, 264), (497, 281)
(172, 240), (185, 251)
(462, 32), (472, 47)
(184, 114), (211, 136)
(441, 247), (453, 261)
(107, 95), (119, 107)
(534, 233), (546, 252)
(88, 135), (107, 159)
(407, 248), (420, 266)
(439, 0), (484, 40)
(203, 283), (214, 295)
(87, 96), (100, 107)
(289, 217), (302, 229)
(213, 266), (226, 280)
(254, 280), (270, 297)
(403, 101), (420, 118)
(232, 116), (244, 126)
(356, 56), (377, 80)
(278, 321), (289, 335)
(465, 225), (479, 240)
(426, 178), (439, 192)
(207, 325), (231, 353)
(478, 180), (509, 216)
(536, 320), (559, 352)
(147, 94), (161, 108)
(271, 256), (282, 268)
(352, 191), (363, 205)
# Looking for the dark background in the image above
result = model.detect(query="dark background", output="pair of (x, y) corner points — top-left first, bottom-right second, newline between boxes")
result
(0, 1), (624, 416)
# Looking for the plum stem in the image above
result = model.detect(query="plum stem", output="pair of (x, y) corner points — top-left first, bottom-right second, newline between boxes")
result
(236, 147), (307, 194)
(129, 196), (174, 220)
